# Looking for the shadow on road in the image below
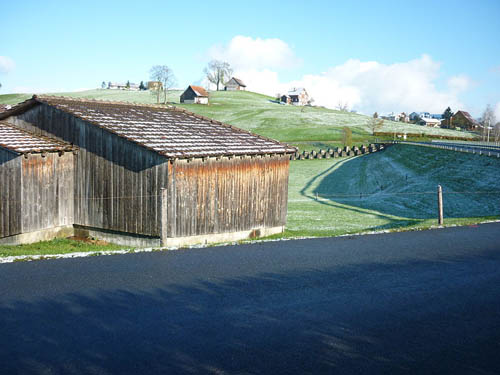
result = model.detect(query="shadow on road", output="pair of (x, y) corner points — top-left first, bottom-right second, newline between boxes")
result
(1, 250), (500, 374)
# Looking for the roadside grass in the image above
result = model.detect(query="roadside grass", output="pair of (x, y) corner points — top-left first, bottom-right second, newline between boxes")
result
(0, 238), (126, 258)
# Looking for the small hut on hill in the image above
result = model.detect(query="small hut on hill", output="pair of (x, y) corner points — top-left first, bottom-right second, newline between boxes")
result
(224, 77), (246, 91)
(0, 96), (295, 247)
(180, 85), (209, 104)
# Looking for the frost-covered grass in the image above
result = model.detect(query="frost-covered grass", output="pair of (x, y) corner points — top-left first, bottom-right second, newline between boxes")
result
(281, 144), (500, 238)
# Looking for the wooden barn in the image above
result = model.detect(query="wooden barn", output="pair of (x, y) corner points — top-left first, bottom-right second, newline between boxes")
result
(0, 96), (295, 247)
(0, 121), (75, 242)
(180, 85), (209, 104)
(224, 77), (246, 91)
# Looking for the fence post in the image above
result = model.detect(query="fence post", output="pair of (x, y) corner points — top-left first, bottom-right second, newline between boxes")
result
(160, 188), (168, 247)
(437, 185), (443, 225)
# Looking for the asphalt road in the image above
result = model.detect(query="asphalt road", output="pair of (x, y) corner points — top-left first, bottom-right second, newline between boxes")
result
(1, 223), (500, 374)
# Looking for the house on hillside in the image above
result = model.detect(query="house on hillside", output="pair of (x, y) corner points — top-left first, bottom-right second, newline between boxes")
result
(418, 117), (442, 127)
(285, 88), (310, 106)
(0, 96), (295, 247)
(108, 82), (139, 91)
(280, 95), (291, 105)
(451, 110), (481, 130)
(180, 85), (209, 104)
(224, 77), (246, 91)
(409, 111), (431, 121)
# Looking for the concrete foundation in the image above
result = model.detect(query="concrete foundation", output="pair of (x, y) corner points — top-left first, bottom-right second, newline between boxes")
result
(0, 225), (285, 249)
(0, 225), (74, 245)
(73, 225), (162, 248)
(163, 226), (285, 248)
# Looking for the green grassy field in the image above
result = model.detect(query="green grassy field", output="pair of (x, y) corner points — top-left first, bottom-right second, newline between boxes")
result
(0, 89), (476, 149)
(281, 144), (500, 238)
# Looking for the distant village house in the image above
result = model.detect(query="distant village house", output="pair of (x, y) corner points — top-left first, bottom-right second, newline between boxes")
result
(224, 77), (246, 91)
(418, 117), (442, 127)
(180, 85), (209, 104)
(108, 82), (140, 91)
(281, 88), (310, 106)
(450, 110), (481, 130)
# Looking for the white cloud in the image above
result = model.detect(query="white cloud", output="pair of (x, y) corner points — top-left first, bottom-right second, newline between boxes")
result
(447, 74), (471, 94)
(208, 37), (471, 114)
(0, 56), (15, 74)
(234, 54), (468, 114)
(208, 35), (301, 70)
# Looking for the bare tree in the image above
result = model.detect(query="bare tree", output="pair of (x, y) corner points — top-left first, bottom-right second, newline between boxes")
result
(336, 100), (349, 112)
(150, 65), (177, 104)
(204, 60), (232, 91)
(367, 113), (384, 135)
(480, 104), (496, 141)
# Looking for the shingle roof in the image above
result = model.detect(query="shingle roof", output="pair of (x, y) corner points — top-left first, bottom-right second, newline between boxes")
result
(288, 87), (306, 96)
(189, 85), (208, 97)
(230, 77), (246, 87)
(0, 120), (73, 154)
(4, 96), (295, 159)
(455, 110), (480, 125)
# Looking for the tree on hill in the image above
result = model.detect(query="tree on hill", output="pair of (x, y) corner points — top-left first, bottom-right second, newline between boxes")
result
(336, 100), (349, 112)
(150, 65), (177, 104)
(342, 127), (352, 148)
(204, 60), (232, 91)
(139, 81), (145, 91)
(442, 107), (454, 128)
(367, 113), (384, 135)
(101, 81), (106, 89)
(126, 80), (130, 89)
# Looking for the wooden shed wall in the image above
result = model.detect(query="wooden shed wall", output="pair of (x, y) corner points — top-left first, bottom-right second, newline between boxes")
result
(20, 152), (74, 233)
(10, 104), (170, 237)
(0, 149), (22, 238)
(167, 155), (290, 238)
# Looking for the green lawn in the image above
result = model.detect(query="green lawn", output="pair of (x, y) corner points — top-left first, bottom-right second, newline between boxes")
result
(0, 238), (126, 258)
(279, 144), (500, 238)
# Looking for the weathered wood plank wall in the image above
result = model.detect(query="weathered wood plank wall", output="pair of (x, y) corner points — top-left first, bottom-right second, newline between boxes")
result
(0, 149), (22, 238)
(20, 152), (74, 234)
(9, 104), (169, 236)
(168, 155), (290, 238)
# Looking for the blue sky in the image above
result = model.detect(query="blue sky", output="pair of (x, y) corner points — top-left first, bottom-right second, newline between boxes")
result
(1, 0), (499, 117)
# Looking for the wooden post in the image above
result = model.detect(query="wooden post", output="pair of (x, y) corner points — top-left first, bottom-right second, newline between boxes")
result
(437, 185), (443, 225)
(160, 188), (168, 246)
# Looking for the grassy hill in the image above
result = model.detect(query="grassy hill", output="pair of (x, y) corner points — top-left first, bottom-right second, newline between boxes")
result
(284, 144), (500, 237)
(0, 89), (476, 149)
